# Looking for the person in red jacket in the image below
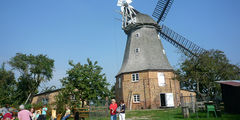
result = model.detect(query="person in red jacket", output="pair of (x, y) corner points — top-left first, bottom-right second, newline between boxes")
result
(3, 112), (13, 120)
(109, 99), (118, 120)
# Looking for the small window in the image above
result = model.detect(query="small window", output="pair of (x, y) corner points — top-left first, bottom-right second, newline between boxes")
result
(133, 94), (140, 103)
(132, 73), (139, 82)
(71, 94), (76, 101)
(163, 49), (166, 54)
(119, 78), (121, 88)
(135, 48), (140, 53)
(158, 72), (165, 86)
(42, 98), (48, 104)
(135, 33), (140, 37)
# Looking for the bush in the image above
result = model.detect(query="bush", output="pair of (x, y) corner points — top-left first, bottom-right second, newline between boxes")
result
(24, 104), (32, 110)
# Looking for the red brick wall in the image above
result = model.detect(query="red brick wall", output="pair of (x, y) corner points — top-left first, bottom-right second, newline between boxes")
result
(115, 70), (180, 110)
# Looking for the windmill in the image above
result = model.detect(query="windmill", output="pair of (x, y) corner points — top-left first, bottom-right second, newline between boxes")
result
(118, 0), (206, 58)
(115, 0), (206, 109)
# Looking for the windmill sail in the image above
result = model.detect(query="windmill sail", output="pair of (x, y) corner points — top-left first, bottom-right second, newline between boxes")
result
(152, 0), (174, 23)
(160, 25), (206, 57)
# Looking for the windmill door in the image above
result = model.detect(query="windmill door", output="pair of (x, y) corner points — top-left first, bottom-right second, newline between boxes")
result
(160, 94), (166, 107)
(166, 93), (174, 107)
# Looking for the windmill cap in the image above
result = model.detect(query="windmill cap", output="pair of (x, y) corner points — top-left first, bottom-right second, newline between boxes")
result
(135, 13), (157, 24)
(123, 12), (160, 34)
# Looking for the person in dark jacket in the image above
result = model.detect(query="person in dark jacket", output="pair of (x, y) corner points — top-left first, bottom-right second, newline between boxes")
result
(118, 100), (125, 120)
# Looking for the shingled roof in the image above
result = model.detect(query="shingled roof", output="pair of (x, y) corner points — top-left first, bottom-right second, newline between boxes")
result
(117, 13), (173, 76)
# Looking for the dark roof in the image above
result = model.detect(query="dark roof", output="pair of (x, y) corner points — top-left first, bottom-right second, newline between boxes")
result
(216, 80), (240, 87)
(34, 88), (62, 97)
(180, 89), (195, 92)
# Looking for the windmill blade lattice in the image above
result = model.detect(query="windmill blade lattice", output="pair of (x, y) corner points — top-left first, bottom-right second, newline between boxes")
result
(160, 25), (206, 57)
(152, 0), (174, 23)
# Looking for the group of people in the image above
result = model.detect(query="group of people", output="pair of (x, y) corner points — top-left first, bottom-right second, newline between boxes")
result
(109, 99), (126, 120)
(19, 105), (70, 120)
(0, 104), (71, 120)
(1, 99), (124, 120)
(0, 104), (17, 120)
(49, 106), (71, 120)
(18, 105), (48, 120)
(0, 104), (48, 120)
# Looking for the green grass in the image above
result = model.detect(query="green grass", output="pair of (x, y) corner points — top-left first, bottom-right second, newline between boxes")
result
(59, 108), (240, 120)
(123, 108), (240, 120)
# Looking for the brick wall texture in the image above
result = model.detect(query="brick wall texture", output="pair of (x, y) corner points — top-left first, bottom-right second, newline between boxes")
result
(115, 70), (181, 110)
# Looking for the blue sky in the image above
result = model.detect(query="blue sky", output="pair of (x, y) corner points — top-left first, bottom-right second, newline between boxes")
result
(1, 0), (240, 90)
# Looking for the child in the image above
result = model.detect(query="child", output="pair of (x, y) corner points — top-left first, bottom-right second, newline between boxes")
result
(35, 110), (41, 120)
(51, 109), (56, 120)
(30, 108), (35, 120)
(41, 105), (47, 120)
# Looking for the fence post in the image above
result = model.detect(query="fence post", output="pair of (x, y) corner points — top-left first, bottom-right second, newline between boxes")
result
(105, 97), (109, 117)
(181, 93), (190, 118)
(190, 93), (196, 113)
(180, 93), (184, 107)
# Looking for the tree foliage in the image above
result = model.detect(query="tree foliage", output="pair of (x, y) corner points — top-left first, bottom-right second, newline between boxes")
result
(55, 90), (68, 114)
(175, 49), (240, 100)
(60, 58), (110, 107)
(0, 63), (16, 105)
(9, 53), (54, 104)
(110, 85), (116, 99)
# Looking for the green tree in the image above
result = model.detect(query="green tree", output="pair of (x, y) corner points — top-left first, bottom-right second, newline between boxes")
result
(9, 53), (54, 104)
(110, 85), (116, 99)
(0, 63), (16, 105)
(55, 90), (69, 114)
(175, 49), (240, 100)
(60, 58), (110, 107)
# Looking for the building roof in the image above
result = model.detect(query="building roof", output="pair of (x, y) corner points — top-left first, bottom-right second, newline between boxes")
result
(216, 80), (240, 87)
(180, 89), (196, 93)
(34, 88), (62, 97)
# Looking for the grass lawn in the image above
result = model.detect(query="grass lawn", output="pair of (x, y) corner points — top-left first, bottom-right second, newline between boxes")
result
(84, 108), (240, 120)
(124, 108), (240, 120)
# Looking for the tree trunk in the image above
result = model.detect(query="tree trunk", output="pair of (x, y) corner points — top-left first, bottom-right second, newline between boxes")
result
(26, 80), (40, 104)
(82, 100), (84, 108)
(24, 93), (31, 104)
(196, 79), (200, 93)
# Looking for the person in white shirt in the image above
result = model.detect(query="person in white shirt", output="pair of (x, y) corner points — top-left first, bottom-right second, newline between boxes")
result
(118, 100), (126, 120)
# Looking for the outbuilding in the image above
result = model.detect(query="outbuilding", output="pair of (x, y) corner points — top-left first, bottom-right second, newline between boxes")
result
(216, 80), (240, 114)
(31, 89), (62, 105)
